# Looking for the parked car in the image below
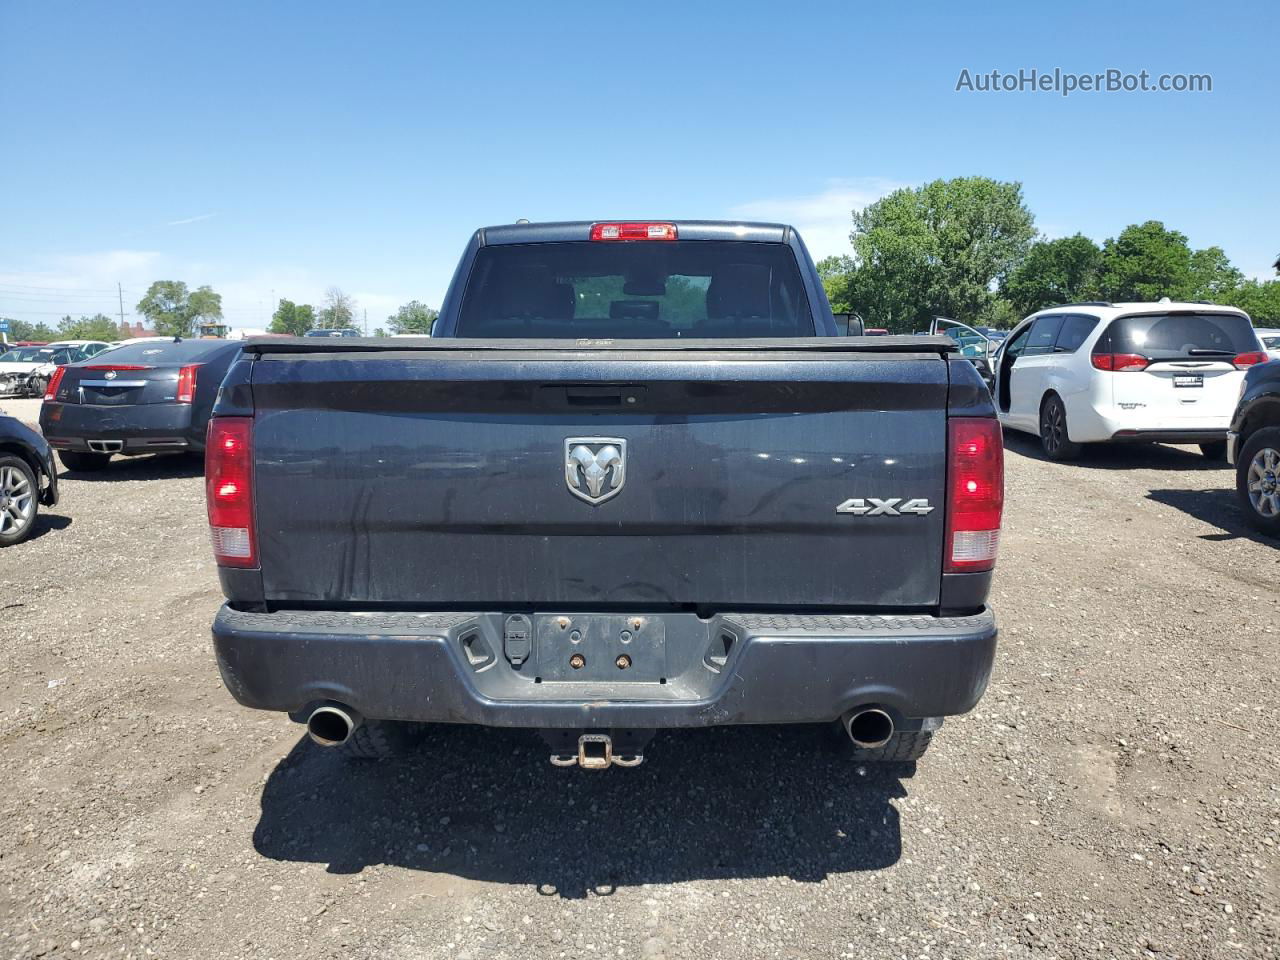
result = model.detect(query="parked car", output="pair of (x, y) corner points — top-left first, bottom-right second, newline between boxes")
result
(1228, 358), (1280, 534)
(0, 344), (78, 398)
(990, 302), (1267, 460)
(1255, 327), (1280, 361)
(208, 219), (1002, 769)
(930, 318), (996, 391)
(47, 339), (111, 361)
(38, 338), (242, 471)
(0, 412), (59, 546)
(304, 328), (362, 338)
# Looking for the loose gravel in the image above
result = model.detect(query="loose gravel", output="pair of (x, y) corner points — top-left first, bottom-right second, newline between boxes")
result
(0, 399), (1276, 959)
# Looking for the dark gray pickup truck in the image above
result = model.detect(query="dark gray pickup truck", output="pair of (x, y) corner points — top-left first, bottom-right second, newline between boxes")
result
(208, 220), (1003, 769)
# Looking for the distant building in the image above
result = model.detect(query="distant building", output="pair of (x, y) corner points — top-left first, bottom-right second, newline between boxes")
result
(118, 320), (157, 339)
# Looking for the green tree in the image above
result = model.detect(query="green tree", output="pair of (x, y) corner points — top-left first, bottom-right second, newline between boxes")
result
(188, 285), (223, 332)
(387, 300), (439, 335)
(1221, 279), (1280, 325)
(845, 177), (1036, 331)
(4, 318), (59, 342)
(57, 313), (120, 341)
(1097, 221), (1242, 302)
(1001, 234), (1103, 318)
(269, 299), (317, 336)
(1187, 246), (1244, 299)
(135, 281), (223, 337)
(815, 255), (856, 314)
(318, 287), (355, 329)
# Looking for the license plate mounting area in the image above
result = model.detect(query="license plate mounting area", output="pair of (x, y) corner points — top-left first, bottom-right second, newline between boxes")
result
(534, 614), (667, 682)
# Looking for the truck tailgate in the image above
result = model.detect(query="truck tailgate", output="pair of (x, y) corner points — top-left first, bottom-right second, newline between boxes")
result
(247, 343), (950, 609)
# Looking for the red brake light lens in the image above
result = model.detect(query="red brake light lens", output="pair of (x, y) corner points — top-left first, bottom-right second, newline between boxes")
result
(176, 363), (200, 403)
(945, 418), (1004, 573)
(205, 417), (256, 568)
(590, 222), (678, 242)
(83, 364), (153, 371)
(43, 366), (67, 401)
(1233, 351), (1269, 369)
(1091, 353), (1149, 372)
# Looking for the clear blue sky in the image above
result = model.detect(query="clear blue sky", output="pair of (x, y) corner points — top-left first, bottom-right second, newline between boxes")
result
(2, 0), (1276, 332)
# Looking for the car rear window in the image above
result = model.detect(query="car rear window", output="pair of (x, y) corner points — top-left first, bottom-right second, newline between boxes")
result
(1095, 312), (1258, 361)
(90, 340), (237, 364)
(457, 241), (814, 338)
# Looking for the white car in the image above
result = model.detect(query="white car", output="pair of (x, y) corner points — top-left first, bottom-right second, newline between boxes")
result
(1255, 327), (1280, 361)
(981, 301), (1267, 460)
(0, 344), (78, 398)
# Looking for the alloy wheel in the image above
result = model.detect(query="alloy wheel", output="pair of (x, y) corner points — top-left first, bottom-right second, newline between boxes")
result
(0, 464), (35, 536)
(1041, 402), (1063, 454)
(1246, 447), (1280, 519)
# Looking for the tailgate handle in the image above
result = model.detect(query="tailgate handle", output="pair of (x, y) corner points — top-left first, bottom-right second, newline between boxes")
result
(551, 385), (645, 408)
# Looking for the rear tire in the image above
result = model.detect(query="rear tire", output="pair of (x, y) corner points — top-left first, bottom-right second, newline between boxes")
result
(0, 455), (39, 547)
(340, 719), (427, 760)
(58, 450), (112, 472)
(848, 731), (933, 763)
(1236, 427), (1280, 536)
(1198, 441), (1228, 461)
(1039, 394), (1083, 461)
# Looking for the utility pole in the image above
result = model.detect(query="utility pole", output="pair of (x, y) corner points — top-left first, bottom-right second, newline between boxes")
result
(117, 283), (126, 336)
(363, 308), (368, 336)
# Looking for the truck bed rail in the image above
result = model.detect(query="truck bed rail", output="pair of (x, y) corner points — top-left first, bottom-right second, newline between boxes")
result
(242, 335), (958, 357)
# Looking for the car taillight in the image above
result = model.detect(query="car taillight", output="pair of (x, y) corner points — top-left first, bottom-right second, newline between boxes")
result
(945, 418), (1004, 573)
(1233, 351), (1269, 369)
(176, 364), (200, 403)
(205, 417), (256, 568)
(1091, 353), (1149, 371)
(590, 222), (678, 241)
(43, 366), (67, 401)
(83, 364), (153, 371)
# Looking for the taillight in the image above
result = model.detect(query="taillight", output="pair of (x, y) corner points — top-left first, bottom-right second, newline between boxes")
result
(205, 417), (256, 568)
(945, 418), (1004, 573)
(590, 222), (678, 241)
(83, 364), (153, 371)
(176, 364), (200, 403)
(43, 366), (67, 401)
(1091, 353), (1149, 372)
(1233, 351), (1269, 369)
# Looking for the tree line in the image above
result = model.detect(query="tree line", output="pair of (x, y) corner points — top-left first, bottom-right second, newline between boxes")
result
(2, 282), (226, 342)
(2, 313), (121, 343)
(817, 176), (1280, 331)
(269, 289), (438, 337)
(0, 283), (442, 343)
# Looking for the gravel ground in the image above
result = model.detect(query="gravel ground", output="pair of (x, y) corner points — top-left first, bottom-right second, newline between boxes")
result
(0, 397), (1276, 960)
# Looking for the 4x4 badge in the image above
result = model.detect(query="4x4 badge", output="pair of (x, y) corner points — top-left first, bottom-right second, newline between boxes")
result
(836, 497), (934, 516)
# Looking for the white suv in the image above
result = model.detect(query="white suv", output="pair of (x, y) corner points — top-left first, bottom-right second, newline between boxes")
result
(982, 302), (1267, 460)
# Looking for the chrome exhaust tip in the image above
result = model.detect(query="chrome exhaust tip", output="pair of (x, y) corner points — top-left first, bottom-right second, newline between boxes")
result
(306, 704), (361, 747)
(843, 708), (895, 750)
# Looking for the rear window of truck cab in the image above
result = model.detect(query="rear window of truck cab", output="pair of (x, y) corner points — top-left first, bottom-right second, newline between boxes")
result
(457, 241), (815, 338)
(1093, 311), (1258, 361)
